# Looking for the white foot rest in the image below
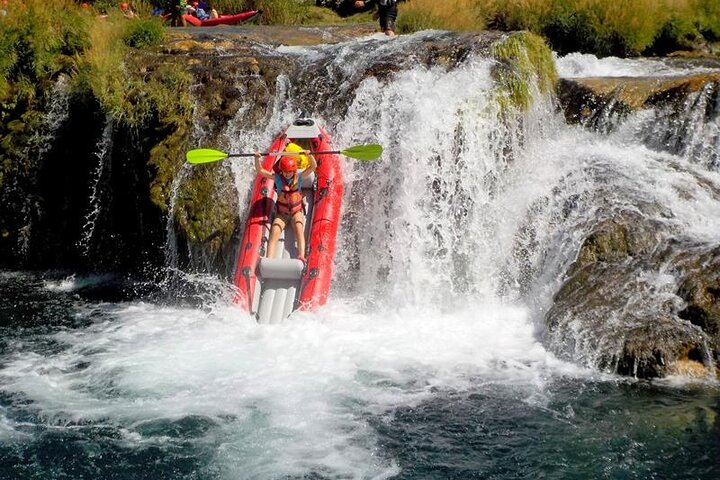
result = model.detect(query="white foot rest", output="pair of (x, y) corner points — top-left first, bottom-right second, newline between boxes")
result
(301, 171), (315, 189)
(259, 258), (305, 280)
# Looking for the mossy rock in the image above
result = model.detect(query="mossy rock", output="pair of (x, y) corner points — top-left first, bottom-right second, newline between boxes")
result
(490, 31), (558, 110)
(575, 214), (662, 267)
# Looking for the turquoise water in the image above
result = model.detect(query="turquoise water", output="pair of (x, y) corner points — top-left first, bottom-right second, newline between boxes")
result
(1, 272), (718, 479)
(376, 382), (720, 479)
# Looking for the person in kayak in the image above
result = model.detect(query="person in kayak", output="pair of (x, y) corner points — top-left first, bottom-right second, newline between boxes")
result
(254, 146), (317, 263)
(187, 1), (218, 20)
(354, 0), (398, 36)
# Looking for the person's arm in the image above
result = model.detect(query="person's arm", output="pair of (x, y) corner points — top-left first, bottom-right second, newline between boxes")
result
(254, 153), (275, 179)
(301, 152), (317, 179)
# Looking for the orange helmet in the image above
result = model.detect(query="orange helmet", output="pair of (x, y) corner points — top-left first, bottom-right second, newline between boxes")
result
(279, 156), (297, 173)
(120, 2), (129, 9)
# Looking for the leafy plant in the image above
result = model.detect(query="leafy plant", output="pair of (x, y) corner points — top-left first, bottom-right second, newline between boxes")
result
(123, 18), (165, 48)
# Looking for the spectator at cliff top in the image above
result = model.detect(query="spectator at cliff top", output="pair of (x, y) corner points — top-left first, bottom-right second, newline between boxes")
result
(120, 2), (137, 19)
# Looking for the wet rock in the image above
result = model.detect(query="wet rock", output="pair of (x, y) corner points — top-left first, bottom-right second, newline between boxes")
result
(575, 214), (661, 266)
(546, 210), (720, 379)
(557, 72), (720, 130)
(674, 245), (720, 365)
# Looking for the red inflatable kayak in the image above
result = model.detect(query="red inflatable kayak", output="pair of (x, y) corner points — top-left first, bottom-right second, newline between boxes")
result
(183, 9), (261, 27)
(233, 117), (343, 323)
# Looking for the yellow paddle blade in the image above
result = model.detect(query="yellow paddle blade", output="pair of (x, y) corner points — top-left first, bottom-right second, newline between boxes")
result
(340, 144), (383, 161)
(185, 148), (230, 164)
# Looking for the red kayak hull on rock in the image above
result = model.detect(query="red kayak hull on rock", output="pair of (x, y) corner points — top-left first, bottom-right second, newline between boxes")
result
(183, 10), (261, 27)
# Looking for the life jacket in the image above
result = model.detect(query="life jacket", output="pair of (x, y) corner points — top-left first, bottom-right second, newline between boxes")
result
(274, 173), (304, 215)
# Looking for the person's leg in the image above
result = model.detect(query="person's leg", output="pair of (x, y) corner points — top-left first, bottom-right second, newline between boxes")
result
(379, 3), (397, 36)
(291, 211), (306, 260)
(267, 216), (287, 259)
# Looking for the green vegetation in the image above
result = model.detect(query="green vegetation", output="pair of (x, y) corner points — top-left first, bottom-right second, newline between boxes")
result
(123, 18), (165, 48)
(212, 0), (371, 25)
(0, 0), (190, 222)
(0, 0), (177, 127)
(490, 32), (558, 110)
(479, 0), (720, 56)
(397, 0), (481, 33)
(66, 1), (720, 57)
(396, 0), (720, 56)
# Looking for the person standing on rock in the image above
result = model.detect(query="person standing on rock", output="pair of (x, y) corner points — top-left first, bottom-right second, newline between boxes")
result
(165, 0), (187, 26)
(354, 0), (398, 37)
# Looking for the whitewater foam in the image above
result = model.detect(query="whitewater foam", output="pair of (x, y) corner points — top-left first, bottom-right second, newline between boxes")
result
(0, 297), (579, 478)
(556, 52), (720, 78)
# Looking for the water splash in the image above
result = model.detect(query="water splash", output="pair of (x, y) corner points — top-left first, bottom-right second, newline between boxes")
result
(164, 164), (191, 271)
(78, 116), (114, 258)
(556, 52), (720, 78)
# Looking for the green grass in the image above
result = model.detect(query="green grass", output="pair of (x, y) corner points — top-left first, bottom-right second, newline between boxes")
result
(478, 0), (720, 56)
(392, 0), (720, 57)
(397, 0), (482, 33)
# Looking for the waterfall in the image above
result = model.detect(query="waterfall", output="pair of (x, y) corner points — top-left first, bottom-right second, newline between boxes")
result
(79, 116), (114, 258)
(164, 165), (189, 271)
(17, 75), (71, 257)
(136, 33), (720, 377)
(3, 33), (720, 480)
(632, 81), (719, 168)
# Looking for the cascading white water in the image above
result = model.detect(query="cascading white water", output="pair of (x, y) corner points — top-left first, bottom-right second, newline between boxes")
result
(79, 116), (114, 257)
(17, 75), (71, 256)
(2, 36), (720, 479)
(557, 52), (720, 168)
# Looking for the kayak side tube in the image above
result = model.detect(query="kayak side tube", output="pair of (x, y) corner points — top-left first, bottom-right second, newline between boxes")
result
(233, 135), (287, 312)
(297, 129), (343, 310)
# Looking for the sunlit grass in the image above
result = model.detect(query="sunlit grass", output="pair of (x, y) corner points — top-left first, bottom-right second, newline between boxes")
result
(75, 14), (130, 121)
(398, 0), (482, 33)
(0, 0), (89, 101)
(77, 14), (189, 126)
(479, 0), (720, 55)
(389, 0), (720, 56)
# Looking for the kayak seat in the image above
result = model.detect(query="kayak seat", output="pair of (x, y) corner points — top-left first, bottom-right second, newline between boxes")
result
(259, 258), (304, 280)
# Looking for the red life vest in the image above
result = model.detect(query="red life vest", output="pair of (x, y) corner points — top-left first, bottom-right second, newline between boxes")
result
(275, 173), (303, 215)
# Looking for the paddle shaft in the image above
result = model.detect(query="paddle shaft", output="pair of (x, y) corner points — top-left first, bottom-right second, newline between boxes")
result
(228, 150), (343, 158)
(186, 144), (381, 164)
